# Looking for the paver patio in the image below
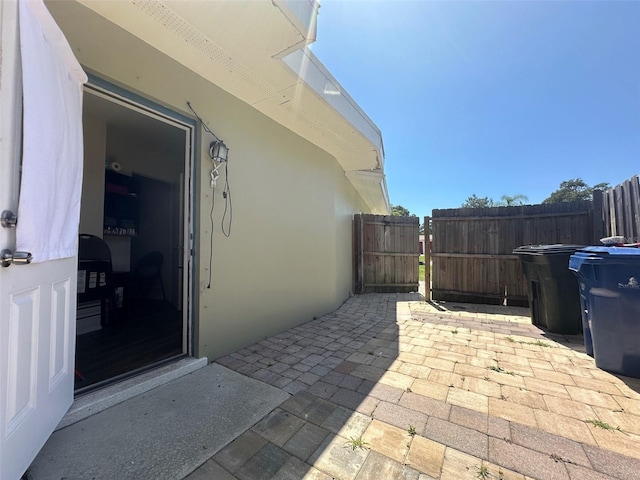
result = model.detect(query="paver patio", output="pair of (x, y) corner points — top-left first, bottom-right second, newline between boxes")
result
(186, 293), (640, 480)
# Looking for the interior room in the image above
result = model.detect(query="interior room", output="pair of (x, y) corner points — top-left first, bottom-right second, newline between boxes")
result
(75, 87), (189, 393)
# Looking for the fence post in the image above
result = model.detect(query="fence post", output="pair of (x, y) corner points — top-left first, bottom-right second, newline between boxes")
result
(424, 216), (431, 301)
(355, 214), (364, 294)
(592, 189), (604, 244)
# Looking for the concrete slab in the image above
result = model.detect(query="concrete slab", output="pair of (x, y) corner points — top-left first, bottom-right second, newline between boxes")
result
(59, 356), (208, 429)
(27, 363), (289, 480)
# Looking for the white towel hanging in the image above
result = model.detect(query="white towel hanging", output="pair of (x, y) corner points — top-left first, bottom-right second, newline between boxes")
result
(16, 0), (88, 263)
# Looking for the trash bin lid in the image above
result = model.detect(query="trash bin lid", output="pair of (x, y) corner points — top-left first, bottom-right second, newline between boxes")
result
(513, 244), (587, 256)
(578, 246), (640, 256)
(569, 250), (598, 272)
(569, 246), (640, 272)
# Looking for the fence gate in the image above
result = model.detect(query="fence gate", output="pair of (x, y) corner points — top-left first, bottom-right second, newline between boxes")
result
(354, 214), (419, 293)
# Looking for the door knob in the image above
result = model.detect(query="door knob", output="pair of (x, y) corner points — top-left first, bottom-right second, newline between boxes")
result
(1, 249), (33, 267)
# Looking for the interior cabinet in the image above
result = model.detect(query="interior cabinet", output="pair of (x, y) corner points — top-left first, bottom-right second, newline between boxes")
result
(103, 170), (139, 236)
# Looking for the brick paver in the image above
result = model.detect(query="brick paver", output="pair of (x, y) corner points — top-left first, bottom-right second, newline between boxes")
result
(186, 294), (640, 480)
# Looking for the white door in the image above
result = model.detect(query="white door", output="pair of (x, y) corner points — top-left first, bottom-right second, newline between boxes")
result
(0, 1), (79, 479)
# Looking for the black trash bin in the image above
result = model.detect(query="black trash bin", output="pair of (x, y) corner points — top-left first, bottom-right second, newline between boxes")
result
(569, 246), (640, 377)
(513, 244), (585, 334)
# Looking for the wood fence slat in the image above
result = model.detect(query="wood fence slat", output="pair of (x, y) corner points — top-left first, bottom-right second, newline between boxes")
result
(623, 178), (634, 241)
(602, 175), (640, 242)
(615, 184), (624, 237)
(431, 253), (520, 259)
(592, 189), (604, 243)
(363, 252), (419, 257)
(374, 221), (384, 287)
(609, 188), (617, 236)
(424, 216), (431, 300)
(630, 176), (640, 242)
(386, 222), (393, 284)
(602, 191), (611, 237)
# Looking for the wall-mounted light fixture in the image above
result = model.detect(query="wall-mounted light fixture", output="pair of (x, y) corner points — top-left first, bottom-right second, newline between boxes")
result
(209, 140), (228, 189)
(209, 140), (229, 163)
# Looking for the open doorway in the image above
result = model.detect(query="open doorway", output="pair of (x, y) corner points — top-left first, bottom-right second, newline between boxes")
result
(75, 83), (193, 394)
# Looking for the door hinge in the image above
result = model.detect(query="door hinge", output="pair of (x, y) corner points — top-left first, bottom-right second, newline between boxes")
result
(1, 210), (17, 228)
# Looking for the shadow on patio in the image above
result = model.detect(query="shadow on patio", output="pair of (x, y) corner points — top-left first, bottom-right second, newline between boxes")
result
(190, 293), (640, 480)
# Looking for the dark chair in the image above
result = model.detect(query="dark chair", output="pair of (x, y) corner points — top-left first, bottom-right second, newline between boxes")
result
(131, 251), (166, 301)
(77, 234), (116, 326)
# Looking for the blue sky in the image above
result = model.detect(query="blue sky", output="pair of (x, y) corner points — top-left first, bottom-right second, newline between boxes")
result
(310, 1), (640, 219)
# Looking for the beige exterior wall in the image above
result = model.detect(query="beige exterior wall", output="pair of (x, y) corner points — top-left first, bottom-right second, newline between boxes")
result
(49, 3), (372, 360)
(334, 164), (370, 300)
(197, 119), (369, 359)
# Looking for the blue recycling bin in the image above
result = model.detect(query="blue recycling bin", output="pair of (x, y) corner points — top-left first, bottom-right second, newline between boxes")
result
(569, 250), (599, 356)
(569, 247), (640, 377)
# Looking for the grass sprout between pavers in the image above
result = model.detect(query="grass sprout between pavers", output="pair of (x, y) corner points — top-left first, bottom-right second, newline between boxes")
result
(487, 364), (515, 376)
(505, 336), (553, 348)
(476, 464), (490, 479)
(585, 419), (625, 433)
(345, 435), (369, 451)
(407, 424), (416, 436)
(550, 453), (578, 465)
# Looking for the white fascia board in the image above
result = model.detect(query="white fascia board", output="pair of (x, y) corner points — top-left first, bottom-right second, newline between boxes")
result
(282, 47), (385, 168)
(274, 0), (320, 52)
(346, 170), (391, 215)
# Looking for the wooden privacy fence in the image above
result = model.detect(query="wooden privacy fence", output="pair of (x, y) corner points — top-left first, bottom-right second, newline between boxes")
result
(428, 201), (601, 306)
(602, 175), (640, 243)
(353, 214), (419, 293)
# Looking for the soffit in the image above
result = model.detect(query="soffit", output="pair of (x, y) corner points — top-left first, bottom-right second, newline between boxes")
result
(46, 0), (388, 212)
(71, 0), (381, 172)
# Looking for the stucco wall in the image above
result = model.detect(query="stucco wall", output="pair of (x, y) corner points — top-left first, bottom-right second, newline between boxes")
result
(196, 110), (369, 358)
(47, 1), (372, 360)
(334, 166), (370, 301)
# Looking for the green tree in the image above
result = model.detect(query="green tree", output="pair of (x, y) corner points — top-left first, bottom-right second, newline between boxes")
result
(391, 204), (413, 216)
(499, 194), (529, 206)
(543, 178), (610, 204)
(390, 203), (427, 233)
(461, 195), (495, 208)
(462, 193), (530, 208)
